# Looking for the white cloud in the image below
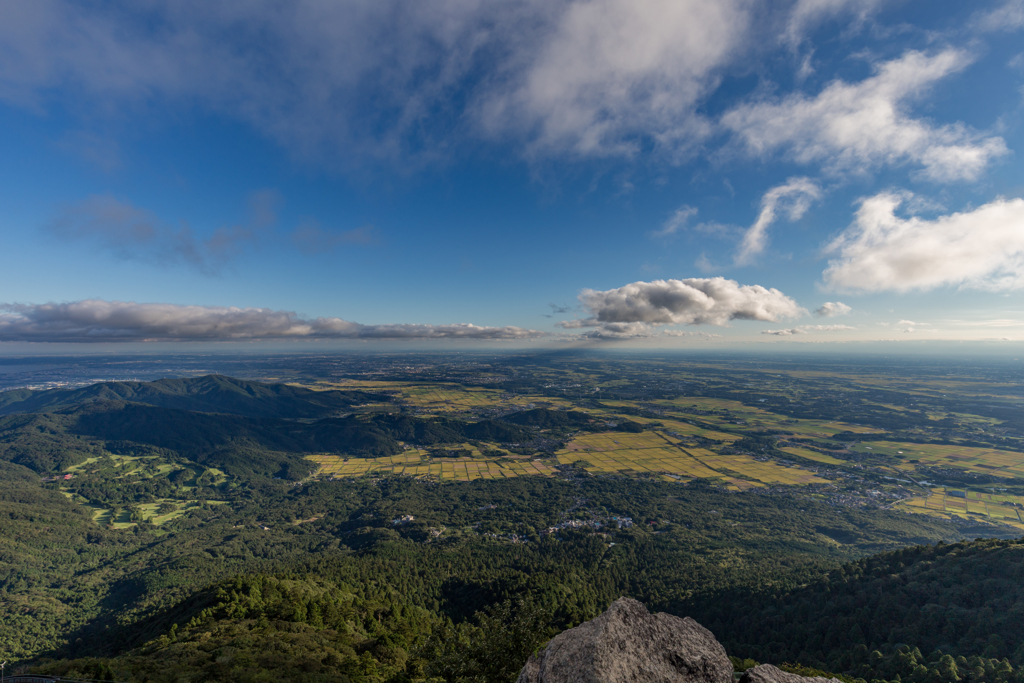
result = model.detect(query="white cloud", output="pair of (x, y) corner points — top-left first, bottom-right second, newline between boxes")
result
(974, 0), (1024, 32)
(762, 323), (854, 335)
(1, 2), (998, 175)
(785, 0), (886, 46)
(0, 0), (757, 165)
(823, 192), (1024, 292)
(652, 205), (698, 237)
(735, 177), (821, 264)
(722, 50), (1008, 181)
(47, 193), (277, 274)
(896, 319), (931, 333)
(815, 301), (851, 317)
(476, 0), (751, 159)
(561, 278), (804, 339)
(0, 300), (542, 342)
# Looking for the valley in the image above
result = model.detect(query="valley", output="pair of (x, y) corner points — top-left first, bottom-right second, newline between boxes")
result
(1, 352), (1023, 682)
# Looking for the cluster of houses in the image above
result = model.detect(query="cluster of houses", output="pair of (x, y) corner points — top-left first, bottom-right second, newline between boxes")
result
(541, 515), (633, 535)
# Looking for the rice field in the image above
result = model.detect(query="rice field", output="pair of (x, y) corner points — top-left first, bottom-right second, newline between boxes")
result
(779, 446), (846, 465)
(899, 488), (1024, 531)
(559, 431), (829, 489)
(853, 441), (1024, 479)
(307, 423), (834, 489)
(307, 451), (560, 481)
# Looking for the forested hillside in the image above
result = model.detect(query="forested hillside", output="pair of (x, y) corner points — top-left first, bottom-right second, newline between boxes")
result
(705, 537), (1024, 677)
(0, 375), (387, 418)
(3, 371), (1023, 683)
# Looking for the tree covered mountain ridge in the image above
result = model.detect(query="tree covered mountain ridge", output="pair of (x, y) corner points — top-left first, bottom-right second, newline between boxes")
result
(0, 374), (386, 418)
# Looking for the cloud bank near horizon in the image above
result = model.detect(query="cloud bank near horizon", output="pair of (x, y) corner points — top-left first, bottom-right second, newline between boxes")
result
(0, 300), (543, 342)
(558, 277), (804, 338)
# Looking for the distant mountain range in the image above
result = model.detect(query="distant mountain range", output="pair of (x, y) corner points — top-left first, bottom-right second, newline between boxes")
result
(0, 375), (534, 479)
(0, 374), (386, 419)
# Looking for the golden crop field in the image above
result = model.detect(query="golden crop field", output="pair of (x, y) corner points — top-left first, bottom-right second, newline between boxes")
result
(307, 452), (560, 481)
(854, 441), (1024, 479)
(557, 432), (829, 489)
(899, 488), (1024, 531)
(652, 419), (742, 442)
(779, 446), (846, 465)
(782, 420), (883, 437)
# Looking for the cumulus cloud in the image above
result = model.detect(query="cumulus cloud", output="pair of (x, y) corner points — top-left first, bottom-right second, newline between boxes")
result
(0, 300), (542, 342)
(722, 50), (1008, 181)
(476, 0), (751, 159)
(735, 177), (821, 264)
(558, 278), (804, 339)
(815, 301), (851, 317)
(823, 192), (1024, 292)
(47, 192), (278, 274)
(762, 323), (855, 335)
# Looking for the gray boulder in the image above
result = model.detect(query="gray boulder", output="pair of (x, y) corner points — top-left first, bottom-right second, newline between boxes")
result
(740, 664), (842, 683)
(516, 597), (733, 683)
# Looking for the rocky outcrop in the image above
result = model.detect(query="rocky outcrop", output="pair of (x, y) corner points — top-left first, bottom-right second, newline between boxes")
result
(740, 664), (842, 683)
(516, 597), (733, 683)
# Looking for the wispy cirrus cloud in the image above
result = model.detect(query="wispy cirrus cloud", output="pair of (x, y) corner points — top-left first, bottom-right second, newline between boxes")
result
(973, 0), (1024, 32)
(0, 300), (543, 342)
(652, 205), (698, 237)
(823, 192), (1024, 292)
(46, 191), (279, 275)
(291, 220), (379, 254)
(735, 177), (821, 265)
(722, 50), (1008, 182)
(784, 0), (886, 46)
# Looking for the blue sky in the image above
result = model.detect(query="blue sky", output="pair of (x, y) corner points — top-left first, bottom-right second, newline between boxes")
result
(1, 0), (1023, 350)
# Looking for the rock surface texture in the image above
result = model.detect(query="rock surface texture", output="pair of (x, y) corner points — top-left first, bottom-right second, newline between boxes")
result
(516, 597), (733, 683)
(739, 664), (842, 683)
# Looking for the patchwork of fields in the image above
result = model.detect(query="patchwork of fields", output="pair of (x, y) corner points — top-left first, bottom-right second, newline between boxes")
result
(899, 488), (1024, 531)
(308, 425), (832, 490)
(239, 377), (1024, 537)
(850, 441), (1024, 479)
(308, 451), (560, 481)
